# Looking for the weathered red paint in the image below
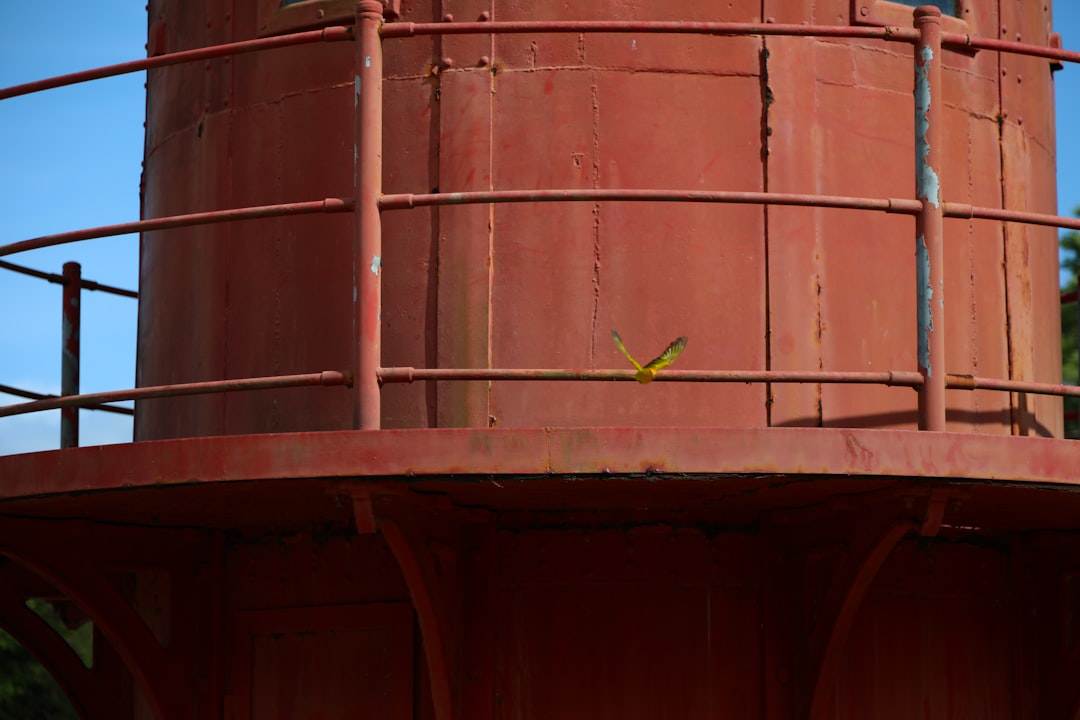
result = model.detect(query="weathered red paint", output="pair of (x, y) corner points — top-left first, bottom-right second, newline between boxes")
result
(914, 7), (946, 431)
(379, 188), (926, 212)
(806, 517), (918, 720)
(356, 0), (385, 429)
(2, 2), (1078, 720)
(6, 426), (1080, 495)
(353, 494), (457, 720)
(380, 19), (921, 41)
(379, 367), (925, 386)
(945, 202), (1080, 231)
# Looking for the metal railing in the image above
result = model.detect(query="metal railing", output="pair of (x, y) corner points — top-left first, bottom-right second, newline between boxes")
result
(2, 4), (1079, 444)
(0, 260), (136, 448)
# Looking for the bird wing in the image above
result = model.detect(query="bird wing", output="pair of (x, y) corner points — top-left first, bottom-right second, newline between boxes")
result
(611, 329), (644, 372)
(643, 336), (688, 372)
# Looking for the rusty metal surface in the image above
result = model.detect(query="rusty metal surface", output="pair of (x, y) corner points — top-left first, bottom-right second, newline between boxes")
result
(761, 0), (1019, 435)
(379, 188), (925, 212)
(232, 603), (414, 720)
(381, 20), (920, 41)
(31, 7), (1064, 715)
(9, 490), (1080, 720)
(379, 367), (924, 385)
(137, 0), (358, 440)
(914, 8), (946, 430)
(6, 426), (1080, 501)
(999, 0), (1063, 438)
(123, 0), (1065, 438)
(356, 1), (385, 429)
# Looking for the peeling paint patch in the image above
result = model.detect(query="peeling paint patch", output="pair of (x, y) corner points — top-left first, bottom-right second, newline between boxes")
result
(914, 46), (940, 208)
(365, 56), (372, 68)
(354, 75), (360, 107)
(916, 234), (933, 375)
(370, 255), (382, 276)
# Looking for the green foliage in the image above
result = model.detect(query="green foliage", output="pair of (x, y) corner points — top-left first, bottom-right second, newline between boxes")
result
(25, 600), (92, 671)
(1062, 225), (1080, 435)
(0, 600), (89, 720)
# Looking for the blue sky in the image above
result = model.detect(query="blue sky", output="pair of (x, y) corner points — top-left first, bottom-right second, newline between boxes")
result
(1, 5), (1079, 454)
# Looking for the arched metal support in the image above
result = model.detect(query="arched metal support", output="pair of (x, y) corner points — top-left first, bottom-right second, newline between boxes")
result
(805, 491), (951, 719)
(806, 519), (915, 720)
(350, 487), (481, 720)
(0, 584), (106, 720)
(0, 519), (197, 720)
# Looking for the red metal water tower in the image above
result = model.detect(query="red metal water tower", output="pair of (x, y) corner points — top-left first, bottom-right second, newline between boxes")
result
(3, 1), (1080, 718)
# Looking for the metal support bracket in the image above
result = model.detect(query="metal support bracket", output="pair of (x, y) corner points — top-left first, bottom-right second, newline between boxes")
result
(805, 510), (920, 720)
(919, 489), (949, 537)
(0, 519), (204, 720)
(348, 486), (481, 720)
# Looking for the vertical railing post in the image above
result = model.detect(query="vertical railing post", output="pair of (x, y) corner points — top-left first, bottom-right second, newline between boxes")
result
(914, 6), (946, 431)
(355, 0), (384, 429)
(61, 261), (81, 448)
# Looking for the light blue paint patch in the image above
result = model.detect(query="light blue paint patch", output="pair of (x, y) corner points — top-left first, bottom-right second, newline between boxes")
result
(371, 255), (382, 276)
(365, 56), (372, 68)
(354, 75), (361, 107)
(916, 234), (933, 376)
(914, 46), (940, 208)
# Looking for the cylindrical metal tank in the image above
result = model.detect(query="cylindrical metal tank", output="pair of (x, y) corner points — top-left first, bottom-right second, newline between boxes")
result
(137, 0), (1060, 440)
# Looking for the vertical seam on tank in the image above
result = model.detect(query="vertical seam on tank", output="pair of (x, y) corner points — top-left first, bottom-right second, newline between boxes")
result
(486, 7), (496, 424)
(813, 38), (823, 428)
(760, 36), (773, 428)
(590, 71), (601, 365)
(995, 2), (1017, 434)
(428, 17), (444, 428)
(272, 104), (283, 432)
(222, 0), (237, 436)
(967, 106), (979, 430)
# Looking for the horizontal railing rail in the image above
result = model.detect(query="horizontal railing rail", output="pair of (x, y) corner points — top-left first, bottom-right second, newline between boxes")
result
(0, 198), (352, 258)
(0, 372), (350, 419)
(0, 259), (138, 298)
(0, 384), (134, 416)
(2, 4), (1079, 447)
(378, 368), (926, 386)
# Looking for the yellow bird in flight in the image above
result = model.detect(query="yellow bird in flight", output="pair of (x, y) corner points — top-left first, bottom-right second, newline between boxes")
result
(611, 329), (688, 384)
